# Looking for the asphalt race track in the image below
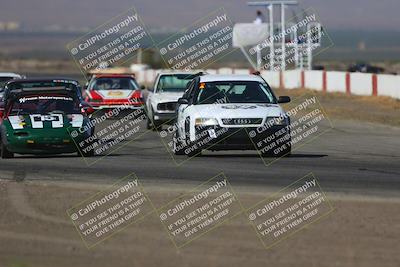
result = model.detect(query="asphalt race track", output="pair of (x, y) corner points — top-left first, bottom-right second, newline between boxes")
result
(1, 119), (399, 197)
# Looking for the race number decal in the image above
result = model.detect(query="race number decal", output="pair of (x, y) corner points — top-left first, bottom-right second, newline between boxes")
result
(29, 114), (64, 128)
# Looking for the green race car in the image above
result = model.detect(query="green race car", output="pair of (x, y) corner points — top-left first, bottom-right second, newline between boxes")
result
(0, 86), (95, 158)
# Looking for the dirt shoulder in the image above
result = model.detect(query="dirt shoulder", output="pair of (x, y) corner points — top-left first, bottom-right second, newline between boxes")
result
(0, 181), (399, 267)
(275, 88), (400, 127)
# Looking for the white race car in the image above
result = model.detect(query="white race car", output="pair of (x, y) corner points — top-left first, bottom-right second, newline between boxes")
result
(145, 72), (201, 130)
(173, 74), (292, 157)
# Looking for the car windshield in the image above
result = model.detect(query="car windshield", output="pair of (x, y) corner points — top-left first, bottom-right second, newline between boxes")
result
(195, 81), (276, 104)
(157, 74), (196, 92)
(7, 80), (78, 91)
(9, 95), (80, 115)
(92, 77), (139, 91)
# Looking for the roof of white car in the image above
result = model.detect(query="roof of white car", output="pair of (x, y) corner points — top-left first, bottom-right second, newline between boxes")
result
(200, 74), (264, 83)
(0, 72), (21, 78)
(158, 71), (201, 76)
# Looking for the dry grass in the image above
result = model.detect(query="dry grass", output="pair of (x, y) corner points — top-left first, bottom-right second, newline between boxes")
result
(275, 88), (400, 127)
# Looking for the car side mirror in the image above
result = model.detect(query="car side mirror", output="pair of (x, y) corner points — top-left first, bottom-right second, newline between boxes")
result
(278, 96), (291, 103)
(140, 85), (146, 90)
(178, 98), (189, 105)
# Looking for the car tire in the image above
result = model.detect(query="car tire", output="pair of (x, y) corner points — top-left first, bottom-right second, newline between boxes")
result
(149, 108), (161, 131)
(1, 140), (14, 159)
(79, 133), (96, 158)
(152, 122), (162, 131)
(146, 116), (152, 130)
(173, 132), (185, 155)
(81, 149), (95, 157)
(184, 140), (202, 157)
(185, 146), (201, 157)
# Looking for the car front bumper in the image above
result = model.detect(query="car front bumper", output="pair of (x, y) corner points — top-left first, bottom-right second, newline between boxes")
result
(194, 125), (290, 151)
(90, 104), (144, 110)
(153, 111), (176, 124)
(3, 130), (89, 155)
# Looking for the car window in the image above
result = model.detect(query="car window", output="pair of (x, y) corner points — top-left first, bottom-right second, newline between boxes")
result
(7, 81), (78, 91)
(183, 79), (195, 99)
(9, 95), (80, 115)
(194, 81), (276, 104)
(156, 74), (196, 93)
(91, 77), (139, 91)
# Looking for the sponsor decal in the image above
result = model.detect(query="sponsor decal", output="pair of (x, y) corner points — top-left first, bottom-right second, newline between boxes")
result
(8, 116), (25, 130)
(18, 96), (73, 103)
(107, 91), (123, 96)
(221, 104), (257, 109)
(29, 114), (63, 128)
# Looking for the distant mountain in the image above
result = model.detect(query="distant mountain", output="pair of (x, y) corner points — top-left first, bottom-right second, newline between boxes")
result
(1, 0), (399, 31)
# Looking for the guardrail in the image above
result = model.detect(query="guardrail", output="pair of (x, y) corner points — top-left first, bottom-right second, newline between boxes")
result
(136, 68), (400, 100)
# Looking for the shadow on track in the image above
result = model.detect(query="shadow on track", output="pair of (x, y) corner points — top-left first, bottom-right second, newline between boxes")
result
(198, 153), (328, 158)
(10, 153), (126, 159)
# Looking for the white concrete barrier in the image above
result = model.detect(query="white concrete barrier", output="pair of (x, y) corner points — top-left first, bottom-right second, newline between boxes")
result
(326, 71), (347, 93)
(377, 74), (400, 99)
(218, 68), (233, 74)
(205, 69), (218, 74)
(261, 71), (280, 88)
(304, 70), (323, 91)
(283, 70), (301, 89)
(143, 69), (157, 84)
(350, 73), (372, 96)
(134, 68), (400, 100)
(232, 68), (250, 74)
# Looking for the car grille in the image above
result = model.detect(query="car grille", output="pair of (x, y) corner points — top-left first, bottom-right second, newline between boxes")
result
(157, 102), (177, 111)
(221, 118), (263, 125)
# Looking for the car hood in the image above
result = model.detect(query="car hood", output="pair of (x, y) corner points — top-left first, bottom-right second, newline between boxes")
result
(189, 103), (285, 121)
(6, 114), (84, 130)
(151, 92), (184, 103)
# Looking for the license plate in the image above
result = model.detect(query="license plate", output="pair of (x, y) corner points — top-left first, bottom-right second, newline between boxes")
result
(208, 129), (217, 138)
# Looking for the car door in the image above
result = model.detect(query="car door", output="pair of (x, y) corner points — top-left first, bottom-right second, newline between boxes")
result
(177, 79), (196, 139)
(146, 74), (159, 118)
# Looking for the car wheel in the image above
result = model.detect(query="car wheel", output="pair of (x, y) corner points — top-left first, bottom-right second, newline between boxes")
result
(184, 140), (202, 157)
(173, 132), (185, 155)
(81, 149), (95, 157)
(78, 132), (96, 158)
(1, 140), (14, 159)
(146, 116), (152, 130)
(149, 108), (161, 131)
(152, 121), (162, 131)
(281, 144), (292, 157)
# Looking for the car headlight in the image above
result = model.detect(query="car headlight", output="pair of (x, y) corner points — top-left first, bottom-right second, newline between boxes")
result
(195, 118), (219, 126)
(266, 116), (287, 126)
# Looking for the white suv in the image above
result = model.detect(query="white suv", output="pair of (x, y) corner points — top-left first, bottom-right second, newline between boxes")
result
(173, 74), (292, 157)
(145, 72), (201, 130)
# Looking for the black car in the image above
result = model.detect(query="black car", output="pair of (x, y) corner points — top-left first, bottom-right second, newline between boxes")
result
(2, 78), (94, 114)
(347, 63), (385, 74)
